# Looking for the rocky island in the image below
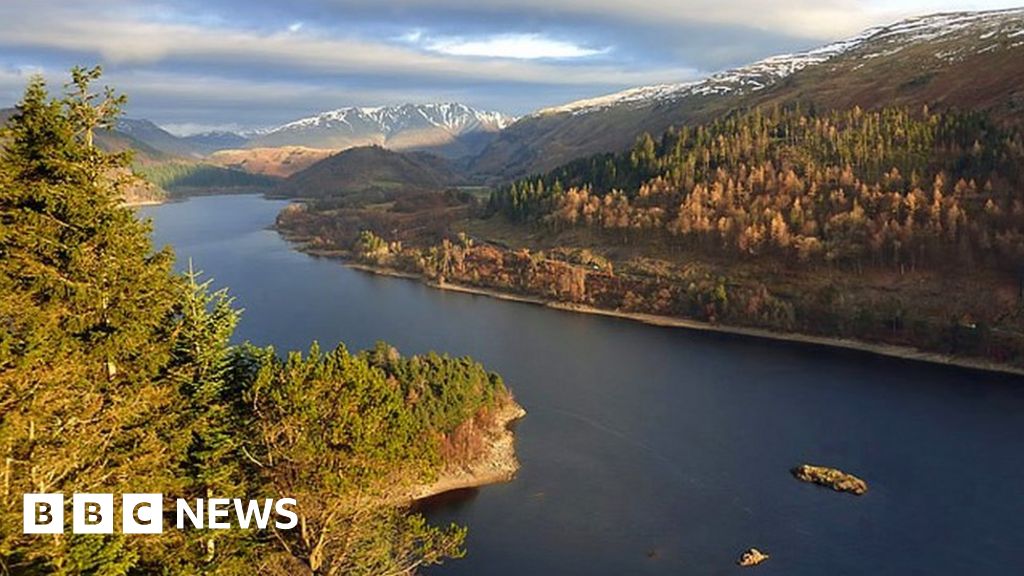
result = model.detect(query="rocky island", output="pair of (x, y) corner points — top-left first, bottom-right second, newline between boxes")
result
(792, 464), (868, 495)
(737, 548), (770, 567)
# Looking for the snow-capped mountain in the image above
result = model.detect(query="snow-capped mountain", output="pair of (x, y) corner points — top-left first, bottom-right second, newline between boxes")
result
(848, 8), (1024, 63)
(537, 29), (883, 116)
(473, 8), (1024, 180)
(249, 103), (514, 157)
(539, 8), (1024, 117)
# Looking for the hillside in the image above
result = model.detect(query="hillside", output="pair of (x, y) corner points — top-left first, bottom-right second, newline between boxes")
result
(135, 162), (280, 194)
(6, 108), (175, 165)
(280, 102), (1024, 370)
(251, 103), (513, 158)
(116, 118), (203, 157)
(208, 146), (335, 177)
(3, 107), (276, 199)
(747, 10), (1024, 122)
(116, 119), (250, 157)
(3, 107), (166, 203)
(273, 145), (462, 200)
(471, 8), (1024, 181)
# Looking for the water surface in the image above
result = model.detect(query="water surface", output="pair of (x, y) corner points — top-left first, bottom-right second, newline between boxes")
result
(142, 195), (1024, 576)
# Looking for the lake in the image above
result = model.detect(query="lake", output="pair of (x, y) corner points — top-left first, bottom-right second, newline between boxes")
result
(141, 194), (1024, 576)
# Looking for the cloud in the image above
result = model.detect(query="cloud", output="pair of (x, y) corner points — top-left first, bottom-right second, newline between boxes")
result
(420, 33), (608, 59)
(320, 0), (1022, 40)
(398, 30), (424, 43)
(4, 0), (1015, 126)
(323, 0), (882, 40)
(0, 3), (689, 87)
(160, 122), (247, 136)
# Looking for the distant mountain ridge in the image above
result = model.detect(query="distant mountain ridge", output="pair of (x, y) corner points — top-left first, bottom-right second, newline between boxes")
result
(249, 103), (514, 158)
(471, 8), (1024, 181)
(94, 102), (516, 167)
(181, 131), (249, 155)
(115, 118), (202, 157)
(7, 9), (1024, 186)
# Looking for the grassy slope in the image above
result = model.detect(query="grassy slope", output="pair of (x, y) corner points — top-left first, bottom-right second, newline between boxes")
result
(208, 146), (335, 178)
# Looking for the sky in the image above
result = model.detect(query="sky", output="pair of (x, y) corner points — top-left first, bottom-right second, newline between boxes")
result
(0, 0), (1020, 134)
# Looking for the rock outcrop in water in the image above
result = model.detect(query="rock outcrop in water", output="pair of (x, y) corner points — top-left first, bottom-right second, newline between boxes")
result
(737, 548), (770, 567)
(791, 464), (868, 495)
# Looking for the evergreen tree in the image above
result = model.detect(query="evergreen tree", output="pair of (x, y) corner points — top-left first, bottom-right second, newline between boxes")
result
(1, 66), (514, 576)
(0, 67), (182, 574)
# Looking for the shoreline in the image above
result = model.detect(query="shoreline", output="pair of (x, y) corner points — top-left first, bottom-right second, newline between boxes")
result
(122, 198), (169, 207)
(325, 257), (1024, 378)
(408, 399), (526, 502)
(123, 190), (284, 209)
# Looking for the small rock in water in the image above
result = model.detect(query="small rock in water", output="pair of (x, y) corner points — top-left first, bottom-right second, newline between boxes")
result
(791, 464), (868, 495)
(737, 548), (770, 567)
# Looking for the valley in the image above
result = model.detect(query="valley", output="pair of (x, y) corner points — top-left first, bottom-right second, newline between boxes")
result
(5, 4), (1024, 574)
(70, 7), (1022, 373)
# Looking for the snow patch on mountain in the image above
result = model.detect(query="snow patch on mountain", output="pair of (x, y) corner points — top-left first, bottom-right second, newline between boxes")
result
(856, 8), (1024, 63)
(538, 8), (1024, 117)
(537, 28), (881, 116)
(257, 103), (514, 138)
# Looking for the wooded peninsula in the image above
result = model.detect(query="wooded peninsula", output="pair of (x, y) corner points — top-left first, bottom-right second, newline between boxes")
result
(0, 69), (522, 576)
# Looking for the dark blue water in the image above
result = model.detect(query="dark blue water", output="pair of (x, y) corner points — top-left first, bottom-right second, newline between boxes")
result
(141, 195), (1024, 576)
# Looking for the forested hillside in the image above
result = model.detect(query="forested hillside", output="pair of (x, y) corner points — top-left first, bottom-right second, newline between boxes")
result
(0, 68), (517, 575)
(274, 145), (462, 201)
(136, 161), (279, 193)
(471, 9), (1024, 181)
(491, 106), (1024, 270)
(280, 102), (1024, 367)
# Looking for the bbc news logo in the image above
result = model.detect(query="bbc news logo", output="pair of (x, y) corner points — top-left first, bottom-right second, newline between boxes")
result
(23, 494), (298, 534)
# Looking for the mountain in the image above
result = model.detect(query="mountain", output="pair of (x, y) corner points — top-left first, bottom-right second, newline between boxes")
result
(114, 120), (249, 157)
(274, 145), (462, 201)
(4, 108), (189, 162)
(249, 103), (514, 158)
(745, 9), (1024, 121)
(471, 8), (1024, 181)
(181, 131), (250, 155)
(115, 119), (201, 157)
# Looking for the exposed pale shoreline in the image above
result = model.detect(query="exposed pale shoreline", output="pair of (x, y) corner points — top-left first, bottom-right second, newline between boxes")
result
(122, 198), (168, 207)
(335, 260), (1024, 378)
(408, 400), (526, 502)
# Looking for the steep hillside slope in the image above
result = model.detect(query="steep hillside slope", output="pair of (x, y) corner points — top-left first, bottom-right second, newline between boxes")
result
(471, 8), (1024, 181)
(115, 118), (202, 157)
(749, 10), (1024, 122)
